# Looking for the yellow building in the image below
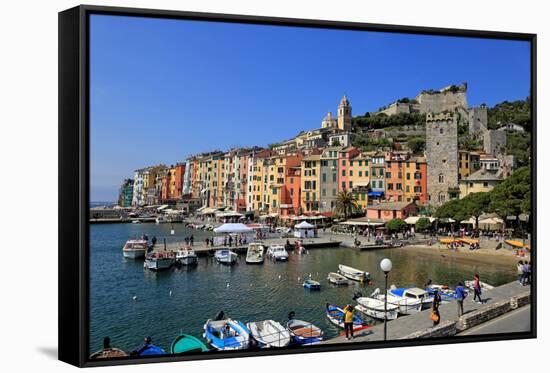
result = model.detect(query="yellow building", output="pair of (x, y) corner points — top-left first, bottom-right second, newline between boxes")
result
(301, 154), (321, 212)
(268, 155), (286, 214)
(348, 153), (371, 210)
(458, 150), (482, 180)
(459, 169), (502, 197)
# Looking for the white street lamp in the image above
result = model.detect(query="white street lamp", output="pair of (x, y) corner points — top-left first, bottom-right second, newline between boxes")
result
(380, 258), (393, 341)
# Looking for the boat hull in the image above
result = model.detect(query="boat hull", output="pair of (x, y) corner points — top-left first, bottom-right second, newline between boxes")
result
(247, 320), (290, 348)
(144, 257), (175, 270)
(177, 256), (198, 266)
(203, 319), (250, 351)
(286, 319), (323, 345)
(123, 249), (145, 259)
(325, 305), (363, 328)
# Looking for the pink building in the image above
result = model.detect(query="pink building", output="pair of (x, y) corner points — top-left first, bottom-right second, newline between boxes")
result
(366, 201), (417, 222)
(338, 147), (360, 192)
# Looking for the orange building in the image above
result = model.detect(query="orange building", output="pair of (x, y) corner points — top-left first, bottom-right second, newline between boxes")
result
(338, 147), (360, 192)
(404, 157), (427, 205)
(279, 153), (303, 216)
(384, 152), (408, 202)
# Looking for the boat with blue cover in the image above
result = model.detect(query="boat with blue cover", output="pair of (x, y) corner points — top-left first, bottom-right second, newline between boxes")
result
(286, 318), (323, 345)
(303, 279), (321, 290)
(325, 304), (364, 328)
(203, 312), (251, 350)
(133, 338), (166, 356)
(170, 333), (209, 354)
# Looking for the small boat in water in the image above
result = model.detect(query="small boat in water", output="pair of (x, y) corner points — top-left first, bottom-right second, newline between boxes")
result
(327, 272), (349, 285)
(132, 338), (166, 356)
(303, 279), (321, 290)
(203, 314), (250, 350)
(155, 216), (166, 224)
(247, 320), (290, 348)
(286, 319), (323, 345)
(388, 287), (434, 310)
(214, 249), (238, 264)
(175, 247), (198, 266)
(144, 251), (175, 271)
(338, 264), (369, 282)
(355, 296), (399, 320)
(371, 288), (423, 315)
(325, 304), (364, 328)
(122, 239), (147, 259)
(245, 243), (265, 264)
(266, 245), (289, 261)
(90, 337), (128, 359)
(131, 220), (141, 224)
(170, 333), (209, 354)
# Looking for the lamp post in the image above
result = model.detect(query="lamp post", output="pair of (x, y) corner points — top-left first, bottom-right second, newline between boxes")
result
(380, 258), (393, 341)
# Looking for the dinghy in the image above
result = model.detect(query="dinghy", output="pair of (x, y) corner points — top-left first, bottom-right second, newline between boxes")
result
(286, 319), (323, 345)
(203, 315), (250, 350)
(170, 333), (209, 354)
(327, 272), (349, 285)
(246, 320), (290, 348)
(303, 279), (321, 290)
(338, 264), (369, 282)
(355, 296), (399, 320)
(143, 252), (175, 271)
(214, 249), (238, 264)
(245, 243), (265, 264)
(132, 339), (166, 356)
(325, 304), (364, 328)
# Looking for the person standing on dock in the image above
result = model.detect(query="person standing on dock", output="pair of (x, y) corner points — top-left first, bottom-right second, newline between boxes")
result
(190, 235), (194, 246)
(343, 304), (355, 340)
(472, 274), (483, 304)
(517, 261), (524, 284)
(455, 282), (466, 317)
(431, 290), (441, 327)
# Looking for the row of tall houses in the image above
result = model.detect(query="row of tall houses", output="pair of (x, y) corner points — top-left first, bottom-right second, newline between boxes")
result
(119, 94), (515, 213)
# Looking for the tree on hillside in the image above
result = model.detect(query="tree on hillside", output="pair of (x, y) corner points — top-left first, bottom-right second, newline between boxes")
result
(488, 167), (531, 228)
(335, 190), (359, 220)
(461, 192), (491, 229)
(407, 136), (426, 154)
(415, 217), (432, 232)
(386, 218), (407, 233)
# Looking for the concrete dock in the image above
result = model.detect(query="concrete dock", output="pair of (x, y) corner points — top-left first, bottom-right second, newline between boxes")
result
(322, 281), (531, 343)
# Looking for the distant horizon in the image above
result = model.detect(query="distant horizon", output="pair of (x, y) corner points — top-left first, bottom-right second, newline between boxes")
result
(90, 14), (530, 201)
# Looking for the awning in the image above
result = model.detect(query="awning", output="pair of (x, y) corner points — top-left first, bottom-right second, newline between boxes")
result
(340, 221), (384, 227)
(504, 240), (529, 249)
(368, 191), (384, 197)
(295, 221), (315, 229)
(213, 223), (254, 233)
(215, 210), (243, 217)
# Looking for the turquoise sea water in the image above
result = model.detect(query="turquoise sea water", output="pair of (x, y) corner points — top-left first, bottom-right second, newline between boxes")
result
(89, 223), (516, 354)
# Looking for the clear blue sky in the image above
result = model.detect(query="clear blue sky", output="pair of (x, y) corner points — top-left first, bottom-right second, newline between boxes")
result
(90, 14), (531, 201)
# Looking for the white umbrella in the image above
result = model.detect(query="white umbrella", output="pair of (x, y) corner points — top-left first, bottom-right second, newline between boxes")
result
(213, 223), (254, 233)
(295, 221), (314, 229)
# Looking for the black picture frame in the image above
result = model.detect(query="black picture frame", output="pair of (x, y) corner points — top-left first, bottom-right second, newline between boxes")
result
(58, 4), (537, 368)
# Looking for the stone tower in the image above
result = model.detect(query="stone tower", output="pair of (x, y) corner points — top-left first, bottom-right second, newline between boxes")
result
(337, 95), (352, 131)
(425, 112), (459, 206)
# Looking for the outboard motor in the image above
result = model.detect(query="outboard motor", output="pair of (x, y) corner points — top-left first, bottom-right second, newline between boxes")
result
(214, 311), (225, 321)
(370, 288), (381, 297)
(352, 292), (363, 301)
(288, 311), (296, 320)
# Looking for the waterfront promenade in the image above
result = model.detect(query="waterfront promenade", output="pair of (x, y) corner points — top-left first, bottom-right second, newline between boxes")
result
(322, 281), (531, 344)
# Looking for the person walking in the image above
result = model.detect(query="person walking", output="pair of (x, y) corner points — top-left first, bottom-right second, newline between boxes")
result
(343, 304), (355, 340)
(521, 261), (530, 285)
(455, 282), (467, 317)
(431, 290), (441, 327)
(517, 261), (524, 284)
(472, 274), (483, 304)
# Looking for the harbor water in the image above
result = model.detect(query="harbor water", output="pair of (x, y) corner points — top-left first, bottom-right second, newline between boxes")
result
(90, 223), (516, 354)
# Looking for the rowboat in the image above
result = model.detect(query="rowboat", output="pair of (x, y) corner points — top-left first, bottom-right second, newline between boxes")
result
(214, 249), (238, 264)
(170, 333), (209, 354)
(325, 304), (364, 328)
(327, 272), (349, 285)
(245, 243), (265, 264)
(122, 239), (147, 259)
(90, 347), (128, 359)
(133, 342), (166, 356)
(144, 252), (175, 271)
(175, 247), (198, 266)
(355, 296), (399, 320)
(338, 264), (369, 282)
(203, 317), (250, 350)
(286, 319), (323, 345)
(303, 279), (321, 290)
(246, 320), (290, 348)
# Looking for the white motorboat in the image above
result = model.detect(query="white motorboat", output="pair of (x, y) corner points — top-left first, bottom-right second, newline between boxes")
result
(175, 247), (198, 266)
(371, 288), (423, 315)
(338, 264), (369, 282)
(245, 243), (265, 264)
(144, 251), (175, 270)
(266, 245), (289, 261)
(122, 239), (147, 259)
(327, 272), (349, 285)
(389, 287), (434, 310)
(215, 249), (238, 264)
(246, 320), (290, 348)
(355, 296), (399, 320)
(131, 220), (141, 224)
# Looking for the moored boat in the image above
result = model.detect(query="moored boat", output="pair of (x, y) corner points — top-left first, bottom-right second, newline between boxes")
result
(132, 338), (166, 356)
(246, 320), (290, 348)
(144, 251), (175, 271)
(122, 239), (147, 259)
(245, 243), (265, 264)
(325, 304), (364, 328)
(338, 264), (369, 282)
(327, 272), (349, 285)
(266, 245), (289, 261)
(388, 287), (434, 310)
(170, 333), (209, 354)
(203, 315), (250, 350)
(175, 247), (198, 266)
(355, 296), (399, 320)
(214, 249), (238, 264)
(371, 288), (423, 315)
(303, 279), (321, 290)
(286, 319), (323, 345)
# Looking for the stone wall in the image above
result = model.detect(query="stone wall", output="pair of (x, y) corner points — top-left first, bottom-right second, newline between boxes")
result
(425, 112), (459, 205)
(484, 130), (507, 156)
(416, 90), (468, 115)
(469, 106), (488, 136)
(400, 320), (457, 339)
